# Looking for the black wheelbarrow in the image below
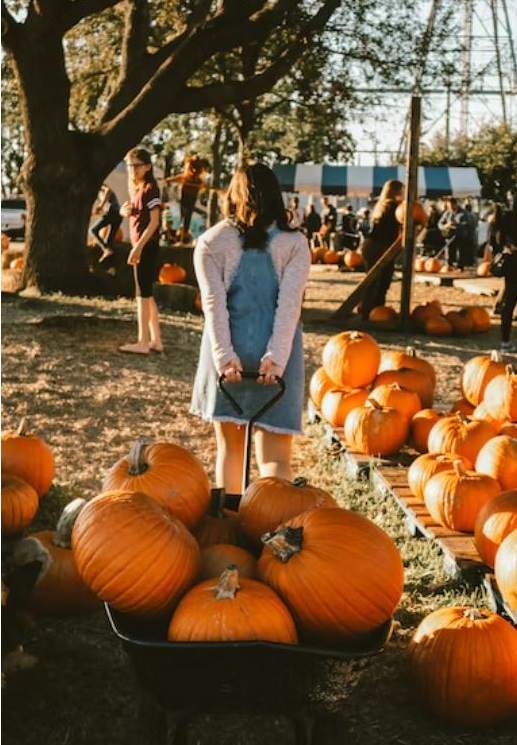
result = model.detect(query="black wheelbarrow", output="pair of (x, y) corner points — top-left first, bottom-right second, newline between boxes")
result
(104, 372), (394, 744)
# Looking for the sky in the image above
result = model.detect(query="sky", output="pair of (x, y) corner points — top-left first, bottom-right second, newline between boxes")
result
(349, 0), (517, 165)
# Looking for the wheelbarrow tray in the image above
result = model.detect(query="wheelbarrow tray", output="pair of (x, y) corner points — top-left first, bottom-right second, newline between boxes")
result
(105, 603), (392, 713)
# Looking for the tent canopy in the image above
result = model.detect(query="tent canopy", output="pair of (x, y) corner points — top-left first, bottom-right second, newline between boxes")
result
(272, 164), (481, 199)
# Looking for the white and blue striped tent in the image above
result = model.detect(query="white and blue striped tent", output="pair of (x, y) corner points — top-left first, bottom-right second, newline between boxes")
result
(272, 164), (481, 199)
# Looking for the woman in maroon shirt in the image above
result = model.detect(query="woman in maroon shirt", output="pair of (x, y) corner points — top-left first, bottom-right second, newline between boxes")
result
(119, 147), (163, 354)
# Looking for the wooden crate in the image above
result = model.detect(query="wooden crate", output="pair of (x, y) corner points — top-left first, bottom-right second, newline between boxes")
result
(483, 574), (517, 628)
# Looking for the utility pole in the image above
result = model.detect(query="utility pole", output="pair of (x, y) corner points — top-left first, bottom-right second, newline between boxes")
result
(460, 0), (473, 136)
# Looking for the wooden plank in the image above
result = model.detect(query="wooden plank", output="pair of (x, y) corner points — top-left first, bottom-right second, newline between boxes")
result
(483, 574), (517, 627)
(453, 276), (502, 297)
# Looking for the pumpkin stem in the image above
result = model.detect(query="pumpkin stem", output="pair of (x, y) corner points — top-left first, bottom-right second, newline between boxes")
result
(462, 608), (486, 621)
(214, 564), (240, 599)
(261, 526), (304, 562)
(207, 487), (226, 518)
(53, 498), (87, 549)
(291, 476), (308, 488)
(452, 459), (466, 478)
(366, 398), (382, 410)
(405, 346), (416, 357)
(505, 363), (516, 375)
(490, 349), (502, 362)
(16, 417), (28, 436)
(127, 438), (152, 476)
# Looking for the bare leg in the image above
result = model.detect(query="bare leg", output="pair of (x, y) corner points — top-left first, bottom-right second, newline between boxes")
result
(213, 421), (246, 494)
(254, 429), (293, 481)
(148, 297), (163, 351)
(119, 297), (151, 353)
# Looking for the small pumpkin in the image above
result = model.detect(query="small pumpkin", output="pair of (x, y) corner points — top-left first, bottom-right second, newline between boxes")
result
(474, 490), (517, 568)
(423, 257), (441, 273)
(191, 488), (241, 548)
(411, 302), (442, 330)
(408, 606), (517, 726)
(167, 565), (298, 644)
(344, 399), (409, 456)
(407, 452), (472, 501)
(368, 383), (421, 422)
(158, 263), (187, 284)
(368, 306), (398, 323)
(343, 249), (364, 269)
(409, 409), (444, 453)
(427, 412), (494, 464)
(102, 438), (210, 529)
(238, 476), (337, 550)
(199, 544), (257, 580)
(461, 350), (506, 406)
(424, 315), (453, 336)
(373, 367), (434, 408)
(464, 304), (491, 332)
(475, 435), (517, 491)
(395, 201), (428, 227)
(494, 530), (517, 614)
(1, 475), (39, 536)
(378, 346), (436, 389)
(1, 418), (55, 498)
(445, 309), (474, 335)
(320, 387), (369, 428)
(309, 366), (335, 410)
(322, 331), (380, 389)
(448, 397), (475, 417)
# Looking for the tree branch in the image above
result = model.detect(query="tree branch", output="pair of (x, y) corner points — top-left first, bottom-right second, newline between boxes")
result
(61, 0), (121, 31)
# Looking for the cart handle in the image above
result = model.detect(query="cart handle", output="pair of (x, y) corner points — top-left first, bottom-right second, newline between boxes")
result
(218, 371), (285, 422)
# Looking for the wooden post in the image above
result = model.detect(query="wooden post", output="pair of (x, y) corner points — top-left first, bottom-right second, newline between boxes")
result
(400, 95), (422, 330)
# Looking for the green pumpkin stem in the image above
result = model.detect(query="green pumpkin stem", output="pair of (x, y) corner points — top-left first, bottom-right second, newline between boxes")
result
(53, 498), (87, 549)
(127, 438), (152, 476)
(291, 476), (308, 488)
(214, 564), (240, 599)
(261, 526), (304, 563)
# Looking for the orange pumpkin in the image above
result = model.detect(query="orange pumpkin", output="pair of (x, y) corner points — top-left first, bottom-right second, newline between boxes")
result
(199, 544), (257, 580)
(474, 490), (517, 568)
(461, 350), (506, 406)
(343, 249), (364, 269)
(168, 566), (298, 643)
(102, 439), (210, 529)
(322, 250), (340, 264)
(427, 412), (495, 464)
(500, 421), (517, 438)
(1, 418), (55, 497)
(482, 365), (517, 422)
(423, 257), (441, 273)
(72, 490), (201, 617)
(158, 263), (187, 284)
(423, 461), (501, 531)
(309, 366), (336, 410)
(448, 397), (475, 417)
(475, 435), (517, 490)
(373, 367), (434, 408)
(409, 409), (444, 453)
(494, 530), (517, 613)
(477, 260), (491, 277)
(414, 256), (426, 272)
(395, 201), (428, 227)
(464, 305), (491, 333)
(238, 476), (337, 550)
(472, 401), (504, 433)
(320, 387), (369, 428)
(1, 475), (39, 536)
(424, 315), (453, 336)
(344, 399), (409, 456)
(368, 383), (421, 422)
(258, 507), (404, 644)
(191, 488), (241, 548)
(411, 302), (442, 330)
(407, 452), (472, 501)
(378, 346), (436, 389)
(445, 309), (474, 336)
(368, 306), (398, 323)
(322, 331), (380, 389)
(408, 607), (517, 727)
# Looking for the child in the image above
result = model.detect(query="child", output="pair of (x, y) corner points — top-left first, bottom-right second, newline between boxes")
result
(119, 147), (163, 354)
(167, 155), (209, 243)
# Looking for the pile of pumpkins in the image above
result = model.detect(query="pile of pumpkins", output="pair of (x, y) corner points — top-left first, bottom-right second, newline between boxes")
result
(411, 299), (491, 336)
(310, 245), (364, 270)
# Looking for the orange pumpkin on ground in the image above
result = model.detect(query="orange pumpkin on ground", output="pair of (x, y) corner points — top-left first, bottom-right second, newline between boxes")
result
(423, 257), (441, 273)
(464, 304), (491, 332)
(445, 309), (474, 335)
(368, 383), (421, 422)
(477, 260), (491, 277)
(258, 508), (404, 644)
(407, 452), (472, 501)
(1, 475), (39, 536)
(494, 530), (517, 614)
(475, 435), (517, 491)
(167, 565), (298, 644)
(373, 367), (434, 408)
(72, 490), (201, 617)
(411, 302), (442, 330)
(378, 346), (436, 389)
(322, 250), (340, 265)
(474, 490), (517, 568)
(368, 306), (398, 323)
(1, 418), (55, 498)
(199, 544), (257, 580)
(343, 249), (364, 269)
(408, 606), (517, 727)
(423, 461), (501, 532)
(237, 476), (337, 550)
(322, 331), (380, 389)
(158, 263), (187, 284)
(344, 400), (409, 456)
(102, 439), (210, 529)
(427, 412), (495, 465)
(482, 365), (517, 422)
(309, 366), (335, 410)
(424, 315), (453, 336)
(409, 409), (444, 453)
(320, 387), (369, 428)
(414, 256), (426, 272)
(461, 350), (505, 406)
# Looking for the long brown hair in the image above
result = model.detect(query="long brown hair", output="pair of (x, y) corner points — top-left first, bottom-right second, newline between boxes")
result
(223, 163), (292, 249)
(125, 147), (157, 187)
(371, 179), (404, 223)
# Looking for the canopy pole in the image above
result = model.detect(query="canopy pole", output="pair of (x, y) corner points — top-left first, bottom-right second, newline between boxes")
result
(400, 95), (421, 330)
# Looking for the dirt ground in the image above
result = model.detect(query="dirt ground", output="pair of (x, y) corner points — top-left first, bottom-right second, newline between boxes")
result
(1, 265), (516, 745)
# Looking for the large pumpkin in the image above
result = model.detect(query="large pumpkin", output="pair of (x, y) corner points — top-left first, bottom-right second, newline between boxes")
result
(368, 383), (422, 422)
(482, 365), (517, 422)
(408, 606), (517, 726)
(465, 305), (491, 333)
(461, 350), (506, 406)
(423, 462), (501, 532)
(257, 508), (404, 644)
(344, 400), (409, 456)
(475, 435), (517, 491)
(320, 387), (369, 428)
(72, 490), (201, 616)
(238, 476), (337, 550)
(474, 490), (517, 568)
(102, 439), (210, 528)
(407, 452), (471, 502)
(1, 475), (39, 536)
(373, 367), (434, 408)
(1, 418), (55, 497)
(322, 331), (380, 389)
(378, 346), (436, 389)
(494, 530), (517, 614)
(427, 412), (494, 464)
(167, 565), (298, 644)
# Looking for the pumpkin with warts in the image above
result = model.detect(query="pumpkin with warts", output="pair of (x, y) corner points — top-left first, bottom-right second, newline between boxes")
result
(423, 461), (501, 532)
(72, 490), (201, 616)
(474, 490), (517, 568)
(344, 399), (409, 456)
(1, 475), (39, 536)
(482, 365), (517, 423)
(102, 439), (210, 529)
(199, 544), (257, 580)
(320, 387), (369, 428)
(494, 529), (517, 613)
(475, 435), (517, 491)
(407, 452), (472, 501)
(408, 606), (517, 726)
(167, 565), (298, 643)
(28, 499), (100, 615)
(427, 412), (494, 464)
(461, 350), (506, 406)
(322, 331), (380, 389)
(1, 418), (55, 498)
(238, 476), (337, 550)
(257, 507), (404, 644)
(191, 488), (241, 548)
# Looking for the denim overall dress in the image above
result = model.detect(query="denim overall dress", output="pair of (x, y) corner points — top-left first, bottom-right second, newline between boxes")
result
(190, 229), (304, 435)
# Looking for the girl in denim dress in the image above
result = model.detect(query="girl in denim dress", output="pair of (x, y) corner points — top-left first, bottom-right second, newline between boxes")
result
(191, 164), (311, 508)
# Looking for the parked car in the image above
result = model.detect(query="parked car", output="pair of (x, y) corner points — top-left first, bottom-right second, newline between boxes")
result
(1, 197), (26, 239)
